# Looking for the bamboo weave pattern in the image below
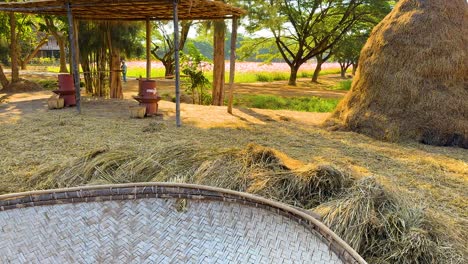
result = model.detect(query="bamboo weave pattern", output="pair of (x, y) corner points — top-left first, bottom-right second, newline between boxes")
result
(1, 199), (343, 263)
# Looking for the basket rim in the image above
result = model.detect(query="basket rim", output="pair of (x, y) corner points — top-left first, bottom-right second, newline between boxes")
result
(0, 182), (367, 264)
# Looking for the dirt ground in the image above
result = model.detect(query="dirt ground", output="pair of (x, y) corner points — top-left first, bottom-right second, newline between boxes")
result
(0, 90), (330, 127)
(122, 74), (348, 99)
(1, 71), (348, 98)
(0, 71), (346, 123)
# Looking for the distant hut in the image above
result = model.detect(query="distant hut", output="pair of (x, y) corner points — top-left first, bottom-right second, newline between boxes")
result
(326, 0), (468, 148)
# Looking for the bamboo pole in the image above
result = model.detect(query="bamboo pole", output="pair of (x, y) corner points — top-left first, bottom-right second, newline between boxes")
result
(173, 0), (181, 127)
(146, 17), (151, 79)
(227, 17), (238, 114)
(66, 1), (81, 113)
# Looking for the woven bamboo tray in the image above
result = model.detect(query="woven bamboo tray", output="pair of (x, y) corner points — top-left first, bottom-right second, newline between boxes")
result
(0, 183), (367, 264)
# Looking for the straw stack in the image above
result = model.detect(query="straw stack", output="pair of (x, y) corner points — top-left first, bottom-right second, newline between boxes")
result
(326, 0), (468, 148)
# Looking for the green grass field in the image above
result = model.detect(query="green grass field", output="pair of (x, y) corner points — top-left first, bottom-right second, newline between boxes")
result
(233, 94), (341, 113)
(330, 79), (353, 91)
(46, 66), (343, 84)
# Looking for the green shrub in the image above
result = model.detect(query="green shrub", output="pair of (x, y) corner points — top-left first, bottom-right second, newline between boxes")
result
(37, 80), (58, 90)
(255, 73), (272, 82)
(272, 73), (288, 81)
(331, 80), (352, 91)
(319, 68), (342, 76)
(253, 72), (289, 82)
(300, 71), (311, 78)
(30, 57), (58, 66)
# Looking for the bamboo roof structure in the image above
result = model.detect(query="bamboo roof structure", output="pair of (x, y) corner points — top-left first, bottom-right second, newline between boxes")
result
(0, 0), (245, 122)
(0, 0), (246, 20)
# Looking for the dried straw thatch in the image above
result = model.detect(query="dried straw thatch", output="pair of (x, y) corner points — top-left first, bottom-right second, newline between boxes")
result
(326, 0), (468, 148)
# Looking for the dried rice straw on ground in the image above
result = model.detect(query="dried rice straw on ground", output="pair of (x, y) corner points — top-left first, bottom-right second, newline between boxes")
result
(315, 177), (463, 263)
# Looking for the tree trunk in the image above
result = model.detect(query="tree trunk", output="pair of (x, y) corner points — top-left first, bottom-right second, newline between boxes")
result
(212, 19), (225, 106)
(288, 65), (299, 86)
(57, 37), (68, 73)
(109, 48), (122, 99)
(45, 17), (68, 73)
(106, 26), (122, 99)
(312, 55), (324, 83)
(339, 62), (349, 78)
(151, 21), (192, 78)
(20, 37), (49, 70)
(9, 13), (19, 83)
(0, 64), (10, 89)
(352, 62), (358, 75)
(163, 59), (174, 77)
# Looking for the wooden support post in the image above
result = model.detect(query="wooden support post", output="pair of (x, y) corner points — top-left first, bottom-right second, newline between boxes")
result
(73, 18), (80, 75)
(227, 17), (238, 114)
(66, 1), (81, 113)
(173, 0), (181, 127)
(146, 17), (151, 79)
(212, 19), (225, 106)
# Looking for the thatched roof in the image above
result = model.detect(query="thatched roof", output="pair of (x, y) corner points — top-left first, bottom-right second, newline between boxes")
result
(326, 0), (468, 148)
(0, 0), (246, 20)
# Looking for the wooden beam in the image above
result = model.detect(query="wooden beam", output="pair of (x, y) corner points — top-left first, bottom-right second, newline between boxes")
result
(227, 17), (238, 114)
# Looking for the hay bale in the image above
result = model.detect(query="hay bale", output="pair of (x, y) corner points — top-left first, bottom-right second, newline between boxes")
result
(47, 97), (65, 110)
(326, 0), (468, 148)
(129, 106), (146, 118)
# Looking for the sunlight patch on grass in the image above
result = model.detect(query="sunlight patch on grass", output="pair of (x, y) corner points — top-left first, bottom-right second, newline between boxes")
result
(126, 68), (166, 78)
(233, 94), (341, 112)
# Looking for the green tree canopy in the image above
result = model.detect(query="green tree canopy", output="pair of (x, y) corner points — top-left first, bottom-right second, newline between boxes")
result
(244, 0), (392, 85)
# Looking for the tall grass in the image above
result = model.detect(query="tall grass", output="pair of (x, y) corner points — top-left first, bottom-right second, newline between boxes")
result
(206, 71), (290, 83)
(236, 69), (341, 83)
(233, 95), (341, 112)
(300, 68), (342, 78)
(330, 80), (353, 91)
(218, 69), (341, 83)
(254, 72), (289, 82)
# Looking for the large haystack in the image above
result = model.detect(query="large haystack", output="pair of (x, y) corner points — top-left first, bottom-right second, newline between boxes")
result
(326, 0), (468, 148)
